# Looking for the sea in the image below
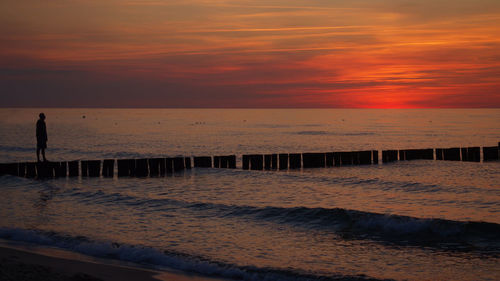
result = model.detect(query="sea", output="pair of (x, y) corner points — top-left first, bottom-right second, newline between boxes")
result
(0, 108), (499, 281)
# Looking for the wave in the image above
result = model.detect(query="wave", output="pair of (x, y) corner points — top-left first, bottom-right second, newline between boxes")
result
(278, 172), (486, 195)
(202, 204), (500, 253)
(0, 228), (392, 281)
(59, 189), (500, 253)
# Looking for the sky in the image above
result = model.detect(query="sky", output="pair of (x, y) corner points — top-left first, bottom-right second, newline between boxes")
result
(1, 0), (500, 108)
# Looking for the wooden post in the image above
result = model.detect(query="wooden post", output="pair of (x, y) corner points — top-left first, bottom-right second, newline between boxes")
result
(173, 157), (185, 172)
(250, 155), (263, 170)
(352, 152), (360, 165)
(466, 147), (480, 162)
(418, 149), (425, 159)
(49, 162), (59, 177)
(399, 150), (406, 161)
(159, 158), (166, 176)
(10, 163), (19, 176)
(289, 153), (301, 169)
(326, 152), (334, 167)
(410, 149), (418, 160)
(302, 153), (325, 168)
(51, 162), (60, 178)
(214, 156), (220, 168)
(242, 155), (249, 170)
(372, 150), (379, 164)
(341, 152), (353, 165)
(391, 150), (398, 162)
(483, 146), (499, 161)
(264, 155), (271, 170)
(228, 155), (236, 169)
(68, 161), (79, 177)
(128, 159), (136, 176)
(61, 161), (68, 177)
(2, 164), (9, 175)
(359, 151), (371, 165)
(403, 149), (423, 161)
(103, 159), (114, 177)
(148, 158), (160, 176)
(422, 149), (433, 160)
(1, 163), (18, 176)
(436, 149), (443, 160)
(334, 152), (341, 166)
(185, 157), (192, 169)
(136, 159), (149, 177)
(220, 156), (228, 168)
(302, 153), (311, 168)
(166, 158), (173, 174)
(223, 156), (229, 168)
(18, 162), (26, 177)
(36, 162), (52, 178)
(461, 148), (467, 162)
(412, 149), (426, 160)
(81, 160), (88, 177)
(26, 162), (37, 178)
(88, 160), (101, 177)
(194, 156), (212, 168)
(223, 156), (231, 168)
(271, 154), (278, 170)
(411, 149), (420, 160)
(409, 149), (418, 160)
(7, 163), (18, 176)
(279, 154), (288, 170)
(443, 148), (460, 161)
(41, 162), (52, 178)
(117, 159), (129, 177)
(382, 150), (397, 163)
(55, 162), (67, 177)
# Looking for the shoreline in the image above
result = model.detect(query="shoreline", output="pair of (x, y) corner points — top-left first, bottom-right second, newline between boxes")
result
(0, 242), (227, 281)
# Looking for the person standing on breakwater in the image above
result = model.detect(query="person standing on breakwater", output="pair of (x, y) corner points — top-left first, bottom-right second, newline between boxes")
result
(36, 113), (48, 162)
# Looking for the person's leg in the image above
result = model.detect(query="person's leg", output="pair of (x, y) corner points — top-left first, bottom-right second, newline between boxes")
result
(41, 148), (46, 161)
(37, 147), (41, 162)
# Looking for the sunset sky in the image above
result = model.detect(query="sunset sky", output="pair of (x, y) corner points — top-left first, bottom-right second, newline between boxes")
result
(1, 0), (500, 108)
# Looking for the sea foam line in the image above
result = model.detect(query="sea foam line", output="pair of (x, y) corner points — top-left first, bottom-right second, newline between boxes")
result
(0, 227), (391, 281)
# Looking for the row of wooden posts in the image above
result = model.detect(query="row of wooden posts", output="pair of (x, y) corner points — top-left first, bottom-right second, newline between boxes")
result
(0, 144), (498, 179)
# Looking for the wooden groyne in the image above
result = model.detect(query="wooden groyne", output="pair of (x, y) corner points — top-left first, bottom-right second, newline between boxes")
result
(0, 143), (498, 179)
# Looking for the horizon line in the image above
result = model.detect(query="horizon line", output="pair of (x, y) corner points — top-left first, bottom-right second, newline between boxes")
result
(1, 106), (500, 110)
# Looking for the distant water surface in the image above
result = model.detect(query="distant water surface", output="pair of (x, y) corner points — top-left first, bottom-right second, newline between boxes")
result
(0, 108), (499, 161)
(0, 109), (499, 281)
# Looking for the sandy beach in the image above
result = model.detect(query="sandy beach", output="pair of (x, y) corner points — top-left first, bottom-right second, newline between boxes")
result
(0, 244), (226, 281)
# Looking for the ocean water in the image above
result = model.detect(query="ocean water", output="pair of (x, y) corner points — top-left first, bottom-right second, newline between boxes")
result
(0, 108), (499, 281)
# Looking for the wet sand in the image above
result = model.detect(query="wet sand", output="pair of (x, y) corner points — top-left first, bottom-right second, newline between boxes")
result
(0, 245), (226, 281)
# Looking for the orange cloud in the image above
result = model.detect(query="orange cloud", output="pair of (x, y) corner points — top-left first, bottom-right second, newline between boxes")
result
(0, 0), (499, 107)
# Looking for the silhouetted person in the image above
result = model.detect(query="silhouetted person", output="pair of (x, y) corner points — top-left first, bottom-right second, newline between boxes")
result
(36, 113), (48, 162)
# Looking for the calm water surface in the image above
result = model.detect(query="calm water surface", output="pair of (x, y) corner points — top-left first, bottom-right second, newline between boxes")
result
(0, 109), (499, 281)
